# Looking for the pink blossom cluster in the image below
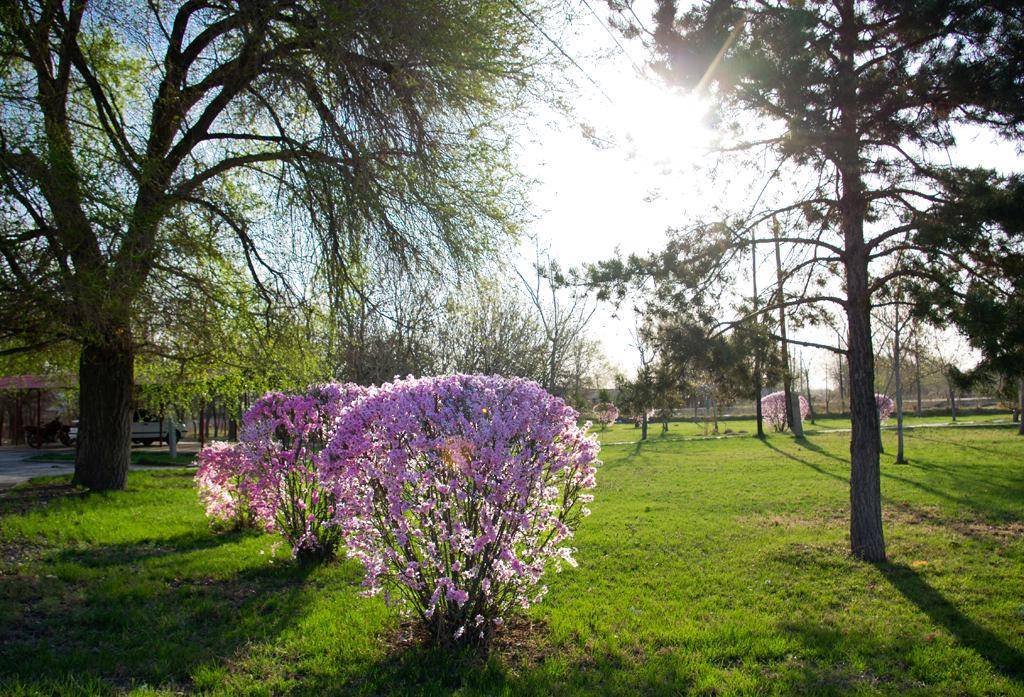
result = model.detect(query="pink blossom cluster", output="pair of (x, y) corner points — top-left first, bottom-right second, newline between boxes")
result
(592, 402), (619, 427)
(195, 441), (255, 529)
(760, 390), (810, 432)
(321, 374), (600, 646)
(875, 393), (895, 421)
(196, 383), (369, 561)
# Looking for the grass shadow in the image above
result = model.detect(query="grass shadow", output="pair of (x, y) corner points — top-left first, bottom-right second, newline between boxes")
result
(794, 437), (848, 464)
(760, 439), (848, 484)
(0, 481), (88, 516)
(0, 532), (319, 691)
(909, 430), (1018, 458)
(47, 529), (256, 568)
(324, 616), (705, 696)
(876, 562), (1024, 683)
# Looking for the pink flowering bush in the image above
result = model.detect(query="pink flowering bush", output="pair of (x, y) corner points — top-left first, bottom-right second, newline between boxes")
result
(239, 383), (368, 562)
(196, 383), (368, 562)
(593, 402), (619, 428)
(322, 374), (599, 646)
(195, 441), (256, 529)
(875, 393), (895, 421)
(760, 390), (810, 432)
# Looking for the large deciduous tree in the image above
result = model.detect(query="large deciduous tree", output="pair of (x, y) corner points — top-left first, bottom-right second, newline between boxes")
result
(0, 0), (543, 489)
(603, 0), (1024, 560)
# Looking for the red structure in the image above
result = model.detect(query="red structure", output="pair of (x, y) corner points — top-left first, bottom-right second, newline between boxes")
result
(0, 374), (72, 446)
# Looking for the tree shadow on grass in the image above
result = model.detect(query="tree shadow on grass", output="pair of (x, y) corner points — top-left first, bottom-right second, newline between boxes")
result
(47, 529), (256, 568)
(759, 439), (849, 484)
(324, 620), (703, 697)
(0, 529), (323, 693)
(909, 429), (1022, 458)
(794, 437), (849, 465)
(876, 562), (1024, 684)
(0, 481), (89, 516)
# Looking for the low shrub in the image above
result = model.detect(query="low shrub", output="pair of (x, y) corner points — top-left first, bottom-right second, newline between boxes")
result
(196, 383), (368, 561)
(322, 374), (600, 646)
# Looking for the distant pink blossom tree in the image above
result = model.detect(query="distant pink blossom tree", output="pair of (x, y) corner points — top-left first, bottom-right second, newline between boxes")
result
(875, 393), (895, 421)
(322, 374), (600, 646)
(760, 391), (810, 432)
(593, 402), (619, 428)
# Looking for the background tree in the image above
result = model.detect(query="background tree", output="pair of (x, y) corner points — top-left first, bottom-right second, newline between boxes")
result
(908, 170), (1024, 435)
(0, 0), (548, 489)
(601, 0), (1024, 561)
(518, 248), (597, 395)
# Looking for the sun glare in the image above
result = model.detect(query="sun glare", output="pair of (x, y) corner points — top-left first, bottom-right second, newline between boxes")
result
(615, 78), (712, 169)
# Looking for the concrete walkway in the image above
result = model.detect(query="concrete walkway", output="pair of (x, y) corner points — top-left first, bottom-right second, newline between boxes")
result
(0, 446), (76, 488)
(0, 443), (199, 489)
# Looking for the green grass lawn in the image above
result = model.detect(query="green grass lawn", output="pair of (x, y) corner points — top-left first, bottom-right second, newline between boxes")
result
(598, 411), (1016, 442)
(25, 451), (197, 467)
(1, 425), (1022, 695)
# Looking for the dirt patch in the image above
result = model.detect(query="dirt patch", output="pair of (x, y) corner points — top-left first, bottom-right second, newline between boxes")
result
(386, 614), (553, 669)
(0, 540), (46, 568)
(0, 482), (86, 516)
(743, 503), (1023, 543)
(886, 500), (1024, 542)
(739, 509), (846, 530)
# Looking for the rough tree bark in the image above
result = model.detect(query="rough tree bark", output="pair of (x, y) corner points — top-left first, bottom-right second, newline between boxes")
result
(73, 333), (133, 490)
(838, 0), (885, 562)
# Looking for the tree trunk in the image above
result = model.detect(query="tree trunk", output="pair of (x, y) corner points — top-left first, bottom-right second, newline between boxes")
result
(914, 341), (923, 417)
(73, 337), (133, 490)
(894, 305), (906, 464)
(772, 219), (796, 432)
(804, 366), (816, 424)
(948, 378), (957, 422)
(641, 412), (648, 441)
(845, 256), (885, 561)
(1018, 378), (1023, 436)
(13, 392), (23, 444)
(838, 0), (884, 562)
(837, 350), (845, 413)
(751, 227), (765, 439)
(199, 398), (207, 447)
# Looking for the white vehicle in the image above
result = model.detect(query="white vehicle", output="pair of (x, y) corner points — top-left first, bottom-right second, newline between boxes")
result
(68, 412), (188, 446)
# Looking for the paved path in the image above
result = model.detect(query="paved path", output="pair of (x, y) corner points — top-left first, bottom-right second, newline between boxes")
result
(0, 447), (75, 488)
(0, 444), (199, 489)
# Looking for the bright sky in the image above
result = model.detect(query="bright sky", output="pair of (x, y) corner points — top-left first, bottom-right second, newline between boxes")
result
(512, 5), (732, 378)
(513, 3), (1022, 387)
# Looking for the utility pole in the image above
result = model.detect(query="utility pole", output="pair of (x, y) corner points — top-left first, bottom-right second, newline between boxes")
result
(772, 218), (797, 434)
(914, 327), (923, 417)
(836, 331), (846, 413)
(894, 298), (906, 463)
(801, 354), (816, 424)
(751, 226), (764, 438)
